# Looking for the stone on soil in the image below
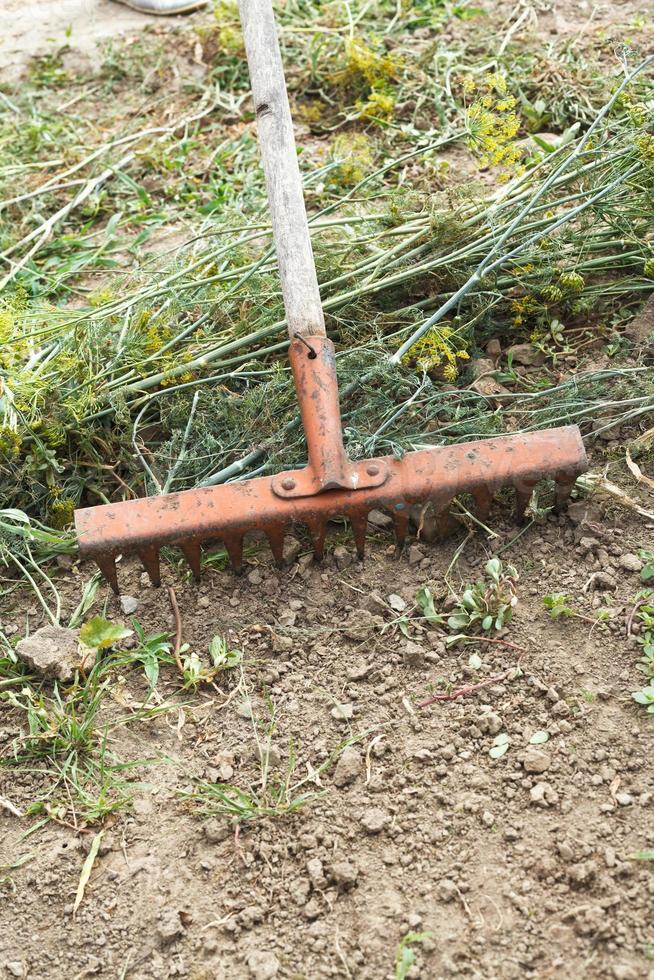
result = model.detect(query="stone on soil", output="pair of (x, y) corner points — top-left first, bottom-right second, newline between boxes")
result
(331, 702), (354, 722)
(333, 746), (363, 787)
(506, 343), (545, 366)
(120, 595), (138, 615)
(403, 641), (425, 667)
(247, 950), (280, 979)
(16, 624), (81, 682)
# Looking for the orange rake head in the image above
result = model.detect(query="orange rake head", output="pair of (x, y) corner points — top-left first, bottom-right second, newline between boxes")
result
(75, 336), (588, 593)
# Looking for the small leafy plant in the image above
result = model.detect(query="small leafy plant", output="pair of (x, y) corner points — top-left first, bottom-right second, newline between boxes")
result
(639, 550), (654, 582)
(543, 594), (611, 626)
(446, 558), (518, 636)
(632, 682), (654, 714)
(395, 931), (433, 980)
(182, 635), (242, 689)
(543, 593), (575, 619)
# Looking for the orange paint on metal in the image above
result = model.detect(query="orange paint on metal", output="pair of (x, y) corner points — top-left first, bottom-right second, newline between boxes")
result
(75, 424), (587, 592)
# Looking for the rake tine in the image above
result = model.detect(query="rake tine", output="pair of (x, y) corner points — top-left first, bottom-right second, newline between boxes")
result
(514, 480), (537, 521)
(349, 509), (369, 560)
(179, 539), (202, 580)
(435, 502), (458, 540)
(392, 510), (409, 553)
(222, 534), (244, 574)
(265, 524), (286, 566)
(472, 486), (493, 523)
(138, 545), (161, 587)
(553, 476), (576, 513)
(306, 519), (328, 561)
(97, 554), (119, 595)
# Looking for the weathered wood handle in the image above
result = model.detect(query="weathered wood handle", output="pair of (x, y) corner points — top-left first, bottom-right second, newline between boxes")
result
(238, 0), (326, 339)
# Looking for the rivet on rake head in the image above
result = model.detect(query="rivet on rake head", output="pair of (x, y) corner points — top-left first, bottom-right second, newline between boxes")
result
(282, 477), (296, 491)
(366, 464), (379, 476)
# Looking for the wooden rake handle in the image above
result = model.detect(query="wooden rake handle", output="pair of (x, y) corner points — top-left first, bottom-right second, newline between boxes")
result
(238, 0), (326, 340)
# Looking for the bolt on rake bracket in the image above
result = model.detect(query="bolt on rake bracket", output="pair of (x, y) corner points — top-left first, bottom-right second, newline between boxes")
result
(271, 336), (390, 500)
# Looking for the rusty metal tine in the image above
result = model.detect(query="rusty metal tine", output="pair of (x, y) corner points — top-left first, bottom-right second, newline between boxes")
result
(553, 476), (576, 513)
(265, 525), (286, 566)
(138, 546), (161, 587)
(435, 502), (458, 540)
(306, 519), (328, 561)
(392, 510), (410, 553)
(514, 480), (538, 521)
(97, 554), (119, 595)
(472, 486), (493, 523)
(349, 509), (369, 560)
(222, 535), (244, 574)
(179, 539), (202, 580)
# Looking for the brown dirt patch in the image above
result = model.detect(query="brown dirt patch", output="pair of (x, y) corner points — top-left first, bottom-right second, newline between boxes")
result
(1, 497), (653, 979)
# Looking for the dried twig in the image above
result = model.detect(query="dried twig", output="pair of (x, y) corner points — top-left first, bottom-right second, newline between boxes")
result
(0, 795), (24, 818)
(167, 586), (185, 678)
(419, 668), (518, 708)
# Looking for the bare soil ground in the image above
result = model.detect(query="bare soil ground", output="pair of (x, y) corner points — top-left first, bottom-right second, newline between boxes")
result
(2, 492), (654, 979)
(0, 0), (208, 82)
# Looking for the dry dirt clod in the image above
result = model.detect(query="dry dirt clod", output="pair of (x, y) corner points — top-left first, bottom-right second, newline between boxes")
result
(437, 879), (458, 903)
(331, 860), (358, 890)
(347, 659), (370, 681)
(530, 782), (559, 807)
(156, 910), (183, 947)
(306, 857), (325, 888)
(333, 746), (363, 787)
(361, 807), (390, 834)
(333, 545), (352, 570)
(618, 553), (643, 573)
(15, 624), (81, 682)
(247, 950), (280, 979)
(203, 819), (230, 843)
(4, 964), (23, 979)
(522, 749), (552, 774)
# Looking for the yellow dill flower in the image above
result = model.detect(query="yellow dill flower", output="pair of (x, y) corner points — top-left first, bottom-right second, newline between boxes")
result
(462, 76), (476, 95)
(358, 90), (396, 123)
(486, 72), (507, 94)
(0, 425), (21, 460)
(443, 363), (458, 382)
(456, 350), (470, 360)
(49, 498), (76, 530)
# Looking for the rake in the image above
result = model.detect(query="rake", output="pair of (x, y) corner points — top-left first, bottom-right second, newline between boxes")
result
(74, 0), (588, 593)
